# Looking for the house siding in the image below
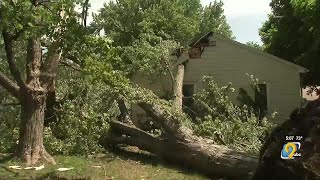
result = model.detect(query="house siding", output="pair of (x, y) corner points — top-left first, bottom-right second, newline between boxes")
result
(131, 34), (304, 124)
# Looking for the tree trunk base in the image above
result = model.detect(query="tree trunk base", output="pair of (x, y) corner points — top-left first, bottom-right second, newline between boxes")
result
(17, 146), (56, 165)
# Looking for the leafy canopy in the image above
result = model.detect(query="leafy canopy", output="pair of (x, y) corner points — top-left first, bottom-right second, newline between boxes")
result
(93, 0), (233, 79)
(260, 0), (320, 86)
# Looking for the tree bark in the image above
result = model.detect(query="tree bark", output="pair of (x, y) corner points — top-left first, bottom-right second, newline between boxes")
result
(100, 84), (258, 178)
(102, 120), (258, 179)
(0, 4), (64, 165)
(173, 64), (185, 109)
(96, 55), (258, 178)
(117, 98), (132, 124)
(17, 90), (55, 165)
(44, 81), (60, 127)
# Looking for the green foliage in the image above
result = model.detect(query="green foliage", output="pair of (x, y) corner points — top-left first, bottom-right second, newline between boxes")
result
(246, 41), (263, 50)
(121, 34), (179, 80)
(260, 0), (320, 85)
(43, 67), (118, 155)
(0, 101), (19, 152)
(238, 73), (272, 119)
(0, 0), (269, 159)
(192, 76), (275, 153)
(84, 59), (194, 132)
(94, 0), (233, 81)
(94, 0), (201, 46)
(0, 0), (83, 42)
(199, 1), (234, 39)
(0, 54), (19, 152)
(194, 116), (273, 154)
(0, 0), (116, 155)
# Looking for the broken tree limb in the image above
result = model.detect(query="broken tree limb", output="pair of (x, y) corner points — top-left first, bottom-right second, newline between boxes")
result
(117, 98), (133, 124)
(173, 63), (185, 109)
(137, 102), (195, 141)
(88, 61), (258, 179)
(102, 120), (258, 179)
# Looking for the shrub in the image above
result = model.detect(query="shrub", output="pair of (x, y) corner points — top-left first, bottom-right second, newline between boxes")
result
(192, 76), (275, 154)
(44, 72), (118, 155)
(0, 92), (20, 153)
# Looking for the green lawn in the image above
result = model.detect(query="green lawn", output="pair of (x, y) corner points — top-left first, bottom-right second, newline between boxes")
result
(0, 149), (209, 180)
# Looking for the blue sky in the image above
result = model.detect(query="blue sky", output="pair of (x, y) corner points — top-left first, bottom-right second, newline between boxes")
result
(89, 0), (272, 44)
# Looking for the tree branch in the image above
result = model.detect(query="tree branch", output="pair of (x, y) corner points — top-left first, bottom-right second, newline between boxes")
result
(0, 72), (21, 99)
(2, 31), (26, 89)
(40, 40), (62, 89)
(163, 58), (175, 85)
(12, 28), (27, 41)
(26, 38), (42, 84)
(59, 60), (82, 72)
(0, 102), (20, 107)
(81, 0), (90, 27)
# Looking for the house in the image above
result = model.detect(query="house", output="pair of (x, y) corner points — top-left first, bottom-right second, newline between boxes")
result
(131, 32), (308, 124)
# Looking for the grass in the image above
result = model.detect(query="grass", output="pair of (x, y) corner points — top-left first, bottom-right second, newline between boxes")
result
(0, 148), (209, 180)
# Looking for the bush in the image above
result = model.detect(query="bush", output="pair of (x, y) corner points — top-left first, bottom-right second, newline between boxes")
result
(44, 71), (118, 155)
(0, 91), (20, 153)
(192, 76), (275, 154)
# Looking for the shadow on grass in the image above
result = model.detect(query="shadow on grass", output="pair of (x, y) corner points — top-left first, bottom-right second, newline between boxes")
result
(0, 149), (217, 179)
(106, 146), (211, 179)
(35, 172), (91, 180)
(0, 154), (14, 164)
(0, 165), (19, 179)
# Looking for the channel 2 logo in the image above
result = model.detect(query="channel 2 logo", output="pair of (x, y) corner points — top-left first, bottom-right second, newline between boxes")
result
(281, 142), (301, 159)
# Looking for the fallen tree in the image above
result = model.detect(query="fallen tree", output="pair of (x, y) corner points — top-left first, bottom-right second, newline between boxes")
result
(102, 119), (258, 179)
(88, 63), (258, 179)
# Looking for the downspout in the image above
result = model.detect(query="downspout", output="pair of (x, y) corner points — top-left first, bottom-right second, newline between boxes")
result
(299, 70), (309, 109)
(300, 72), (303, 109)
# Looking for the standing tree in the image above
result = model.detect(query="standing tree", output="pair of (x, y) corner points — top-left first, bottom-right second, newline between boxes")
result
(0, 0), (81, 165)
(199, 0), (233, 39)
(260, 0), (320, 86)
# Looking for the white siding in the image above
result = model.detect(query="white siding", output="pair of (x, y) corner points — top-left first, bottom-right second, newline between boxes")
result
(132, 34), (304, 124)
(183, 35), (302, 122)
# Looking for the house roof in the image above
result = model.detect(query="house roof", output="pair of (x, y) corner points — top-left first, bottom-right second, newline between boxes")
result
(191, 32), (308, 73)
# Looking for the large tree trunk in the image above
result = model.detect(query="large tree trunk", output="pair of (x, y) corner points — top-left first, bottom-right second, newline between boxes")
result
(102, 120), (258, 179)
(100, 85), (258, 179)
(173, 64), (185, 109)
(0, 4), (64, 165)
(15, 38), (58, 165)
(17, 90), (55, 165)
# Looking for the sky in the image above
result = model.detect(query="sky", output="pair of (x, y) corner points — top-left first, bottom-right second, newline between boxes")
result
(89, 0), (272, 44)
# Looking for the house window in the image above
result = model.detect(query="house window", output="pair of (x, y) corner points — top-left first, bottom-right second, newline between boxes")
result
(182, 84), (194, 108)
(255, 84), (268, 117)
